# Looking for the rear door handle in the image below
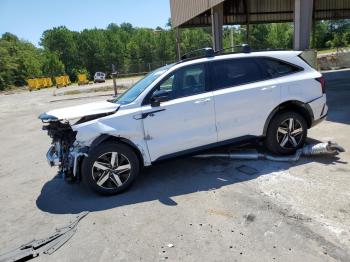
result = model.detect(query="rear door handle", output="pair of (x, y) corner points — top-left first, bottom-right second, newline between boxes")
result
(194, 98), (211, 104)
(261, 85), (276, 91)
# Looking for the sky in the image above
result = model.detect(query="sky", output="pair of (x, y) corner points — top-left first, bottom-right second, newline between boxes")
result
(0, 0), (171, 46)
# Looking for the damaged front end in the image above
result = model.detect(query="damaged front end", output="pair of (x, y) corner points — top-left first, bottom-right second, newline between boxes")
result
(39, 100), (120, 182)
(39, 114), (87, 182)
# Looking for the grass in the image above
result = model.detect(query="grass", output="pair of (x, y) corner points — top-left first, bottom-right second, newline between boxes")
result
(317, 48), (338, 54)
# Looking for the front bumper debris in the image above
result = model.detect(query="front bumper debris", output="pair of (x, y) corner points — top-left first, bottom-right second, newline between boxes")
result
(0, 211), (88, 262)
(46, 143), (61, 167)
(46, 142), (88, 180)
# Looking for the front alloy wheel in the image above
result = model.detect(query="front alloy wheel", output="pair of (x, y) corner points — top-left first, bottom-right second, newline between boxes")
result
(82, 142), (139, 195)
(92, 152), (131, 190)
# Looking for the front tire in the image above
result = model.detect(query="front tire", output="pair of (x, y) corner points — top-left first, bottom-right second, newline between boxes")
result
(265, 111), (307, 155)
(82, 142), (139, 195)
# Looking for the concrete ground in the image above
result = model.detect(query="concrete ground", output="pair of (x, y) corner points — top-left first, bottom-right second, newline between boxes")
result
(0, 74), (349, 262)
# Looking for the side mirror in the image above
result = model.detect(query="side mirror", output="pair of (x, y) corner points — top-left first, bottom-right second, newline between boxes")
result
(150, 90), (170, 107)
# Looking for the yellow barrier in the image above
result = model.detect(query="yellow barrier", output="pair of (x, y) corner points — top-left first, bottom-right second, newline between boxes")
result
(77, 74), (89, 85)
(37, 78), (45, 89)
(47, 77), (53, 87)
(64, 75), (71, 85)
(55, 76), (63, 88)
(27, 79), (39, 91)
(26, 77), (53, 91)
(55, 75), (71, 88)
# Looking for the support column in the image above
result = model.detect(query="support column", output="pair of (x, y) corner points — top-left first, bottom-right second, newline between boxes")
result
(176, 28), (181, 61)
(293, 0), (314, 50)
(211, 3), (223, 52)
(244, 0), (250, 44)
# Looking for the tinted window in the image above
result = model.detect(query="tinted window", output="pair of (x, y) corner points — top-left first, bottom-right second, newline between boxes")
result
(260, 58), (301, 78)
(151, 63), (207, 101)
(211, 58), (263, 90)
(113, 64), (173, 104)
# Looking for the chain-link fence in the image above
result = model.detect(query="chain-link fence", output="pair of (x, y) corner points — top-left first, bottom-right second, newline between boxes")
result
(115, 60), (176, 78)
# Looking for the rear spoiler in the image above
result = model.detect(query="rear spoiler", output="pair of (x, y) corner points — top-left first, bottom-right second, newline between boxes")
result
(298, 50), (317, 69)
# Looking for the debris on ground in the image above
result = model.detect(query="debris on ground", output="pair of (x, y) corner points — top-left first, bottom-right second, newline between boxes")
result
(236, 165), (259, 175)
(0, 211), (88, 262)
(244, 213), (256, 224)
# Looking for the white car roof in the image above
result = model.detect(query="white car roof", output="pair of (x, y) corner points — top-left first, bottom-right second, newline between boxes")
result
(172, 50), (302, 71)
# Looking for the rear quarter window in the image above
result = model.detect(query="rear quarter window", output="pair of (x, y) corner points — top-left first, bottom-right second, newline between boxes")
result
(258, 58), (302, 78)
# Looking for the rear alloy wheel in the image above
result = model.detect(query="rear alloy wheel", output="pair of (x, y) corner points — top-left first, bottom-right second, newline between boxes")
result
(82, 142), (139, 195)
(265, 111), (307, 155)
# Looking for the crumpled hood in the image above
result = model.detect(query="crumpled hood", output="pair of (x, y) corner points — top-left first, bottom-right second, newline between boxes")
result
(40, 100), (120, 121)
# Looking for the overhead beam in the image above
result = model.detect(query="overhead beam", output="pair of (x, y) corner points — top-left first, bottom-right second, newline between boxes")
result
(211, 3), (224, 52)
(293, 0), (314, 50)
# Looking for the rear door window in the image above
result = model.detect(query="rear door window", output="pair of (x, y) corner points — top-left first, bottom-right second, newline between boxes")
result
(210, 58), (264, 90)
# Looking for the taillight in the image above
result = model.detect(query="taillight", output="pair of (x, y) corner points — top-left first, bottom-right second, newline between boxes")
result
(316, 76), (326, 94)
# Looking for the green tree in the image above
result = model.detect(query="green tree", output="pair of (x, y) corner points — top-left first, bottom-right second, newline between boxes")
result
(3, 19), (348, 91)
(326, 20), (350, 50)
(223, 26), (245, 50)
(267, 23), (293, 49)
(0, 43), (17, 90)
(42, 51), (65, 77)
(40, 26), (80, 78)
(0, 33), (43, 89)
(180, 28), (212, 55)
(250, 24), (270, 49)
(126, 29), (156, 73)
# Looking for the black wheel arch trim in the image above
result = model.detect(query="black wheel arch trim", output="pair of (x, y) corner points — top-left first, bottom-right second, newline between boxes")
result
(88, 134), (144, 167)
(263, 100), (314, 136)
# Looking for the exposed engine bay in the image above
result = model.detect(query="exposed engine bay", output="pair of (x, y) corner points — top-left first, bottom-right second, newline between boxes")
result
(42, 120), (87, 182)
(39, 100), (120, 182)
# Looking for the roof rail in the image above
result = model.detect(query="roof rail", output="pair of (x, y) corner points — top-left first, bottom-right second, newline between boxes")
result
(181, 47), (214, 61)
(251, 48), (288, 52)
(177, 44), (252, 64)
(215, 44), (251, 55)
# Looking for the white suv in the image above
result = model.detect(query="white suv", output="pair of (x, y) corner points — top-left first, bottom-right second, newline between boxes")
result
(94, 72), (106, 83)
(39, 48), (327, 195)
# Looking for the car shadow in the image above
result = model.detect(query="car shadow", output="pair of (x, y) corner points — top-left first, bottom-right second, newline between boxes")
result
(36, 139), (346, 214)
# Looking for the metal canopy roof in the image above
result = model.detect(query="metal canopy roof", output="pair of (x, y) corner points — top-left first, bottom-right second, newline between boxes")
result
(170, 0), (350, 28)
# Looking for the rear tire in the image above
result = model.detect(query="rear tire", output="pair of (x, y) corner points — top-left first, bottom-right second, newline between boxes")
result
(265, 111), (307, 155)
(82, 142), (139, 195)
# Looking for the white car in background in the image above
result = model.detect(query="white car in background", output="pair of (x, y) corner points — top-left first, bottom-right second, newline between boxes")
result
(94, 72), (106, 83)
(39, 47), (327, 195)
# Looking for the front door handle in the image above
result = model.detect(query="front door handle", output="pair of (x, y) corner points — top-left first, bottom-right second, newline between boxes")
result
(194, 98), (211, 104)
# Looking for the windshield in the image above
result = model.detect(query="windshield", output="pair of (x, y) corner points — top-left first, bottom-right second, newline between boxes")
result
(112, 64), (173, 105)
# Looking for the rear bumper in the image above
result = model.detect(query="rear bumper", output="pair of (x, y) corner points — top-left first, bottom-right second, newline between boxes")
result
(308, 95), (328, 127)
(311, 113), (327, 127)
